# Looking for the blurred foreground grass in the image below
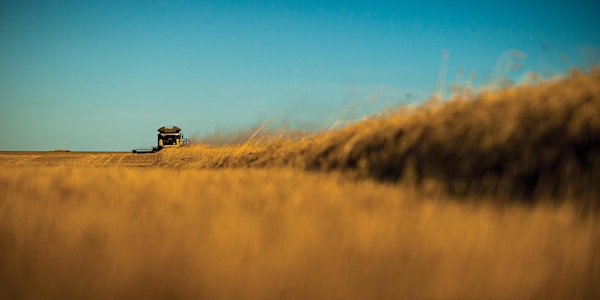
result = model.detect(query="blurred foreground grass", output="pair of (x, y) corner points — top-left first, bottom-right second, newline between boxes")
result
(1, 167), (599, 299)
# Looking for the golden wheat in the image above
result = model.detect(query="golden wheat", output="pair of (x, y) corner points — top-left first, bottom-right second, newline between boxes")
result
(6, 70), (599, 201)
(1, 167), (598, 299)
(1, 69), (599, 299)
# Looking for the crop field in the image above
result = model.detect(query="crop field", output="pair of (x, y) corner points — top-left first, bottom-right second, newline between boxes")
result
(1, 70), (600, 299)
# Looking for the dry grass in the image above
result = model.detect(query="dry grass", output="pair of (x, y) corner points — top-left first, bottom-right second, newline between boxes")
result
(1, 69), (600, 299)
(1, 167), (599, 299)
(180, 69), (600, 204)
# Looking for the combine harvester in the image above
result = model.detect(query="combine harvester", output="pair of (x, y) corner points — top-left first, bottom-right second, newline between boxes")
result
(132, 126), (191, 153)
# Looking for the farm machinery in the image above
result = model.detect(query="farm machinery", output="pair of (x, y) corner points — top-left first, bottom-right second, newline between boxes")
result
(132, 126), (191, 153)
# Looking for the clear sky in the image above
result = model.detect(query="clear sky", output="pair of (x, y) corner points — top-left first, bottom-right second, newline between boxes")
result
(1, 0), (599, 151)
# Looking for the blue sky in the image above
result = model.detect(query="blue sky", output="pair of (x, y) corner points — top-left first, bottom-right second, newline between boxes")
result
(1, 0), (599, 151)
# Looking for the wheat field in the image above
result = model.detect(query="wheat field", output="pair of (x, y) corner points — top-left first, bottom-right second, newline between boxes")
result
(1, 69), (599, 299)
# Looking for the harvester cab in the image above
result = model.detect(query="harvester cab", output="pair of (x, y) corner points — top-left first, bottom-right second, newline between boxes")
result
(157, 126), (191, 149)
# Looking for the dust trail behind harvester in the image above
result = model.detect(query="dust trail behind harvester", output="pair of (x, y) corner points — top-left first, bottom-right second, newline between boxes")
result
(169, 69), (600, 204)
